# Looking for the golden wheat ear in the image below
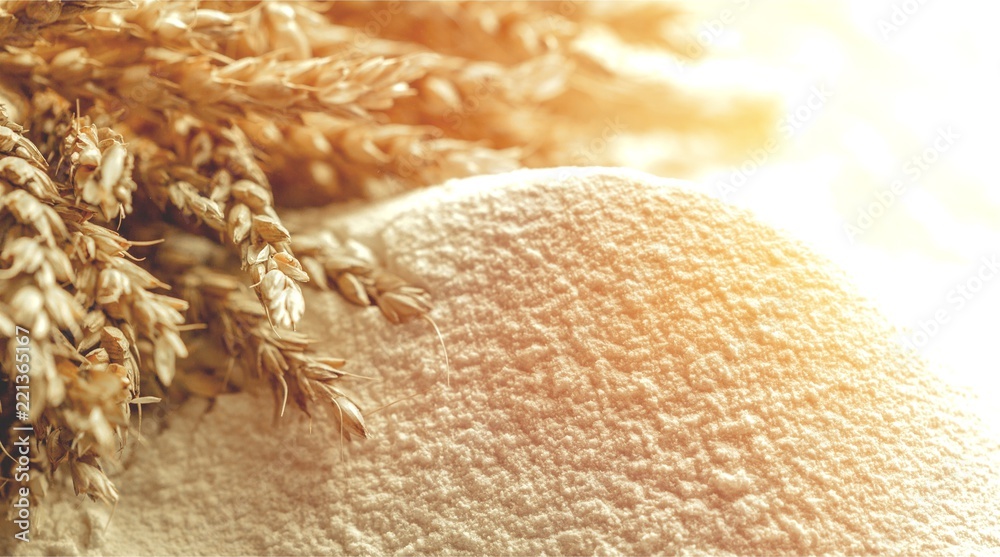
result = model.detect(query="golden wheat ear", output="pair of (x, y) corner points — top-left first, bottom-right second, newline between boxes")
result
(0, 0), (771, 513)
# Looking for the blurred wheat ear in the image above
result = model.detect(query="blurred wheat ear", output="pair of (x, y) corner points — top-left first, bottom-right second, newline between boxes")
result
(0, 0), (775, 509)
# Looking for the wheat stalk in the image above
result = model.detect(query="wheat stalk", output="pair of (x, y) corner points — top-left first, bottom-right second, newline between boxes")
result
(294, 231), (432, 324)
(0, 96), (183, 505)
(0, 0), (131, 48)
(155, 234), (368, 438)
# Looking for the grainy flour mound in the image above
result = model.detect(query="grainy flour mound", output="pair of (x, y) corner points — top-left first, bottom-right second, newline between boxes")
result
(11, 168), (1000, 555)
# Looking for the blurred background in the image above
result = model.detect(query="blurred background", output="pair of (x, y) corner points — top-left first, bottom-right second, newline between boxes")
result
(640, 0), (1000, 422)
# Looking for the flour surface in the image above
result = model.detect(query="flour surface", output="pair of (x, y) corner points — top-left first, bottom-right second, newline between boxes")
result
(12, 168), (1000, 555)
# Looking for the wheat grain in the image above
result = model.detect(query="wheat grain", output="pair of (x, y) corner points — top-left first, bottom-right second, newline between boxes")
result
(58, 119), (136, 221)
(129, 119), (311, 330)
(0, 93), (192, 507)
(0, 0), (131, 48)
(295, 231), (433, 323)
(156, 233), (368, 438)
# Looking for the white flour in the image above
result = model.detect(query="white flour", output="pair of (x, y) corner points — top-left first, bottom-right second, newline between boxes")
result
(11, 168), (999, 555)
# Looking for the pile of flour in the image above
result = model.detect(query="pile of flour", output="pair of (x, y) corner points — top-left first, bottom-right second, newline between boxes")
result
(10, 168), (999, 555)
